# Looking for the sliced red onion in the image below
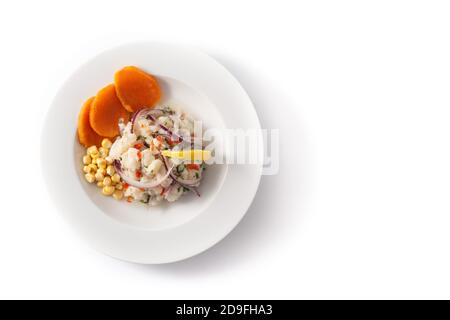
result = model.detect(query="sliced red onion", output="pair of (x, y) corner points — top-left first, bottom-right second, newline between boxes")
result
(172, 176), (200, 186)
(131, 108), (166, 133)
(129, 110), (141, 129)
(162, 178), (199, 198)
(131, 108), (192, 144)
(146, 114), (188, 143)
(161, 155), (201, 189)
(188, 186), (200, 197)
(113, 159), (174, 189)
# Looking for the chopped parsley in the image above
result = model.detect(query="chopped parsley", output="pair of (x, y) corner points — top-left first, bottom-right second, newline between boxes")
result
(177, 164), (185, 173)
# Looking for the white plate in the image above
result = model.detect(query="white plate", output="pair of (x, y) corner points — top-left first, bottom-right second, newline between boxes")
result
(41, 42), (262, 264)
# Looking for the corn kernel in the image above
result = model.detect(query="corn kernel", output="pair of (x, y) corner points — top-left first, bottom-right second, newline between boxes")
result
(97, 167), (106, 176)
(102, 185), (115, 196)
(106, 165), (115, 176)
(101, 138), (112, 149)
(91, 152), (99, 160)
(96, 158), (107, 168)
(113, 190), (123, 200)
(95, 172), (104, 181)
(98, 147), (109, 158)
(82, 155), (91, 165)
(111, 173), (121, 183)
(97, 181), (104, 188)
(87, 146), (98, 156)
(83, 166), (91, 173)
(115, 182), (123, 190)
(103, 177), (112, 186)
(84, 173), (95, 183)
(105, 156), (113, 164)
(88, 164), (97, 172)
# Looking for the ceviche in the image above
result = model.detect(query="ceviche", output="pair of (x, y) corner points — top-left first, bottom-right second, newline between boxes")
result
(110, 106), (207, 205)
(77, 66), (209, 205)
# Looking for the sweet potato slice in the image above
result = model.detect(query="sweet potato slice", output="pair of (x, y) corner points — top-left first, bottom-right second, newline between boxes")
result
(89, 84), (130, 137)
(77, 97), (105, 147)
(114, 66), (161, 112)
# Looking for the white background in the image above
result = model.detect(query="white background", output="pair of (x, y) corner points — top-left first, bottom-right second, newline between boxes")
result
(1, 0), (450, 299)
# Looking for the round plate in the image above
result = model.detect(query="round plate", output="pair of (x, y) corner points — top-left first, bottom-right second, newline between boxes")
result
(41, 42), (262, 264)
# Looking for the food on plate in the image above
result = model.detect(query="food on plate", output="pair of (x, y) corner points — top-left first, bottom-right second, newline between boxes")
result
(89, 84), (130, 137)
(114, 66), (161, 112)
(109, 106), (206, 205)
(76, 66), (208, 205)
(77, 97), (106, 147)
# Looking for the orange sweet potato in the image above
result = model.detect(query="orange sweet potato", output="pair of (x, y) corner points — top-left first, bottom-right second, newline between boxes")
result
(77, 97), (105, 147)
(89, 84), (130, 137)
(114, 66), (161, 112)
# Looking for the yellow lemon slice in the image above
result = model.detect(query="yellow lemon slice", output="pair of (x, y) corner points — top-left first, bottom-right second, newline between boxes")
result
(161, 149), (211, 161)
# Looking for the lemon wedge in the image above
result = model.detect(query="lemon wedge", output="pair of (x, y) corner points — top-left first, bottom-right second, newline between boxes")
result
(161, 149), (211, 161)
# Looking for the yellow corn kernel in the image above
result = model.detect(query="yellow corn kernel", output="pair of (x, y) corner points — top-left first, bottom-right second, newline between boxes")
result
(103, 177), (112, 186)
(106, 165), (115, 176)
(87, 146), (98, 156)
(97, 181), (104, 188)
(84, 173), (95, 183)
(105, 156), (113, 165)
(102, 185), (115, 196)
(97, 167), (106, 176)
(95, 172), (104, 181)
(99, 147), (109, 158)
(101, 138), (112, 149)
(91, 153), (99, 160)
(82, 155), (91, 165)
(96, 158), (107, 168)
(115, 182), (123, 190)
(111, 173), (121, 183)
(88, 164), (97, 172)
(83, 165), (91, 174)
(113, 190), (123, 200)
